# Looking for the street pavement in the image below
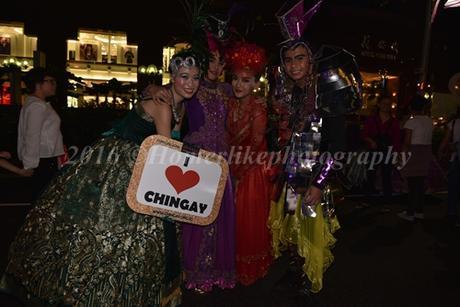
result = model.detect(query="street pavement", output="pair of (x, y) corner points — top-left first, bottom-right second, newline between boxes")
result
(1, 174), (459, 306)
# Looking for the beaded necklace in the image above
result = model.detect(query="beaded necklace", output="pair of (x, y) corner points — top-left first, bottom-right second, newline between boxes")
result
(170, 88), (181, 124)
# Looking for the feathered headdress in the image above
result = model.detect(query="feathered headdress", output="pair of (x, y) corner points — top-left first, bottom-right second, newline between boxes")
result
(225, 41), (266, 75)
(179, 0), (217, 72)
(180, 0), (254, 63)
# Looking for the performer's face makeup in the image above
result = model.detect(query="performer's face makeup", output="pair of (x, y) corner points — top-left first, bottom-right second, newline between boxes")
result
(231, 70), (258, 100)
(206, 51), (225, 82)
(172, 66), (200, 99)
(283, 45), (311, 82)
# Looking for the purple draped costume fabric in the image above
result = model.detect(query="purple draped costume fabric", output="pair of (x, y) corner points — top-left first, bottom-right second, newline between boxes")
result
(181, 80), (236, 291)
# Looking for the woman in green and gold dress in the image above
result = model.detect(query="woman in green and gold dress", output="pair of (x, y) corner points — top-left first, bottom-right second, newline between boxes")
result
(0, 51), (201, 306)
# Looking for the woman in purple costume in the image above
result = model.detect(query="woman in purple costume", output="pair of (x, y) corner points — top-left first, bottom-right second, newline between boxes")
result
(181, 46), (236, 292)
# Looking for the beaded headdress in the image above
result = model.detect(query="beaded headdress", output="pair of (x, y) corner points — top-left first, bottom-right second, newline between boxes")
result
(225, 41), (266, 75)
(168, 50), (203, 76)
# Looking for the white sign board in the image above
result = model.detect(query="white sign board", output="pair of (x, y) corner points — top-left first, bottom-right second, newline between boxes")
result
(126, 135), (228, 225)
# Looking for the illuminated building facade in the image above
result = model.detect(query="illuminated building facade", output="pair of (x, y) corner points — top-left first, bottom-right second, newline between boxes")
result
(66, 29), (138, 108)
(0, 22), (37, 105)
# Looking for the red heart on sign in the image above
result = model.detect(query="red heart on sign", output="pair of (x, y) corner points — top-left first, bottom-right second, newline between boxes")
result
(165, 165), (200, 194)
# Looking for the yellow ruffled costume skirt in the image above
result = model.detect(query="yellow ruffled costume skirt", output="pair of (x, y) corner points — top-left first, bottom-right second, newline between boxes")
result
(268, 184), (340, 293)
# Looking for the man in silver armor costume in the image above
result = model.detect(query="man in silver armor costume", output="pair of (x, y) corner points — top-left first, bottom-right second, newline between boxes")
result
(267, 0), (362, 296)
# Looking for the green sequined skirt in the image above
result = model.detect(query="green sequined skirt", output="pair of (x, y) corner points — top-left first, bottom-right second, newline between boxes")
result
(1, 137), (172, 306)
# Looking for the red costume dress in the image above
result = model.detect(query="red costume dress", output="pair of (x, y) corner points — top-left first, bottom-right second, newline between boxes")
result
(226, 95), (273, 285)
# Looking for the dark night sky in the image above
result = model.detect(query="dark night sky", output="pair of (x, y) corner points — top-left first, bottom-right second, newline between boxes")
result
(0, 0), (288, 67)
(1, 0), (459, 90)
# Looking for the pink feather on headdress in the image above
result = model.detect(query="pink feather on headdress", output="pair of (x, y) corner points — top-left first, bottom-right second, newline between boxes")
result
(206, 31), (220, 52)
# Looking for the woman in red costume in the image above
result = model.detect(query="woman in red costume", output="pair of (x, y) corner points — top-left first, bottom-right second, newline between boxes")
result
(225, 42), (273, 285)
